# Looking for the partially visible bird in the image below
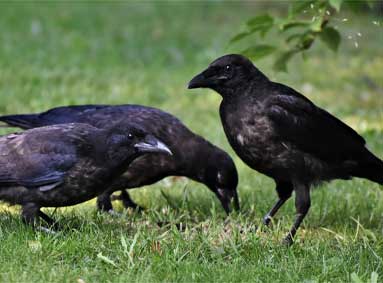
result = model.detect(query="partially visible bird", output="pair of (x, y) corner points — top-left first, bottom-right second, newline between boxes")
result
(0, 104), (239, 214)
(188, 54), (383, 244)
(0, 122), (171, 228)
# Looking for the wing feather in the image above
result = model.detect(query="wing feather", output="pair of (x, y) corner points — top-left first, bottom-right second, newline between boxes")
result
(266, 93), (366, 162)
(0, 125), (87, 189)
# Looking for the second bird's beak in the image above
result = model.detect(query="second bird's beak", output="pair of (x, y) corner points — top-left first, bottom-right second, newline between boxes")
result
(188, 70), (208, 89)
(134, 135), (172, 155)
(216, 188), (240, 215)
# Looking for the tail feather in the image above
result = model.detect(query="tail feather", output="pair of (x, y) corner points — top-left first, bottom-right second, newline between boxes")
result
(354, 148), (383, 185)
(0, 114), (43, 129)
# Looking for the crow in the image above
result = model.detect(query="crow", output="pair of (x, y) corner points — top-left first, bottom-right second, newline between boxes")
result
(188, 54), (383, 245)
(0, 122), (171, 228)
(0, 105), (239, 214)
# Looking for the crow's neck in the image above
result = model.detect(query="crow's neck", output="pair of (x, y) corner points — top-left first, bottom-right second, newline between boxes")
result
(218, 76), (269, 101)
(220, 77), (270, 104)
(173, 137), (214, 184)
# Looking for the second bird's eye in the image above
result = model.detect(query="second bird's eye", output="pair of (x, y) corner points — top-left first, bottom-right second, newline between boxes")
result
(225, 65), (230, 70)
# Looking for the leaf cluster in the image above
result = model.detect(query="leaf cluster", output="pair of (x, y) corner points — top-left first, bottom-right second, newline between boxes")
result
(230, 0), (374, 71)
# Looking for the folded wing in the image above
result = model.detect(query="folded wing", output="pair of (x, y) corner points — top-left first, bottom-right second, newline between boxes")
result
(266, 91), (366, 162)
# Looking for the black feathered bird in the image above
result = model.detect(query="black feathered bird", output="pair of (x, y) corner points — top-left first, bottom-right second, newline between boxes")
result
(0, 105), (239, 214)
(0, 122), (171, 228)
(188, 54), (383, 244)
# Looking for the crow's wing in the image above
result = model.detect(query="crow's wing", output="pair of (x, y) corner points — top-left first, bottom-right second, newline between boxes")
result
(30, 104), (183, 129)
(0, 125), (85, 190)
(0, 170), (66, 189)
(0, 105), (109, 129)
(265, 93), (366, 162)
(0, 104), (188, 141)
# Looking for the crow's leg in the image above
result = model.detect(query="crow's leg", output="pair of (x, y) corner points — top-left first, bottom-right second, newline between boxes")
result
(283, 182), (311, 246)
(120, 190), (144, 211)
(38, 210), (56, 226)
(21, 203), (57, 232)
(96, 191), (114, 213)
(263, 181), (293, 226)
(21, 203), (41, 226)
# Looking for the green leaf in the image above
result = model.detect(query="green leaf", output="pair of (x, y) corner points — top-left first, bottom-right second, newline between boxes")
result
(246, 14), (273, 28)
(329, 0), (343, 12)
(273, 50), (297, 72)
(319, 26), (341, 51)
(286, 33), (303, 43)
(246, 14), (274, 37)
(351, 272), (363, 283)
(297, 32), (315, 50)
(310, 15), (325, 32)
(370, 271), (378, 283)
(281, 21), (310, 31)
(241, 45), (276, 61)
(120, 234), (128, 253)
(229, 31), (253, 44)
(289, 1), (312, 17)
(97, 252), (117, 267)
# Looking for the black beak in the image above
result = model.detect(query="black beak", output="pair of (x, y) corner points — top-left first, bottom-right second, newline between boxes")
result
(215, 188), (240, 215)
(187, 70), (208, 89)
(134, 135), (172, 155)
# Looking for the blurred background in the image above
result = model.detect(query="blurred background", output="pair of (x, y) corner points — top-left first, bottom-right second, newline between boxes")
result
(0, 2), (382, 282)
(0, 1), (382, 216)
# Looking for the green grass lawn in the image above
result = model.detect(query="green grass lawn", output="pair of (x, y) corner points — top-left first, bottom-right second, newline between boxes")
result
(0, 2), (382, 282)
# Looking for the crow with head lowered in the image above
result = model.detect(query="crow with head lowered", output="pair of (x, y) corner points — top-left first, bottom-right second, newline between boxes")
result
(0, 122), (171, 229)
(0, 105), (239, 214)
(188, 54), (383, 245)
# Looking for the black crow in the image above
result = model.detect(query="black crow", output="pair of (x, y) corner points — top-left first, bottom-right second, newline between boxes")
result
(0, 105), (239, 214)
(0, 122), (171, 228)
(188, 54), (383, 244)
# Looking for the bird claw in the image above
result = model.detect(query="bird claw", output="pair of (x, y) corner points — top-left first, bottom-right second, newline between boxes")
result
(107, 209), (122, 217)
(37, 226), (57, 235)
(281, 234), (294, 246)
(262, 215), (272, 226)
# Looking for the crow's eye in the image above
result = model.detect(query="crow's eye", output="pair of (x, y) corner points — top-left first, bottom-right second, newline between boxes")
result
(224, 65), (232, 74)
(127, 133), (134, 140)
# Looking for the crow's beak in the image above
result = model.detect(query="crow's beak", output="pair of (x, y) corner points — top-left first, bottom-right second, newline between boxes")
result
(134, 135), (172, 155)
(187, 70), (208, 89)
(215, 188), (240, 215)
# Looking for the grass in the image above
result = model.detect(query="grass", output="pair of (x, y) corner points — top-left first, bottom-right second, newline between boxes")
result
(0, 2), (382, 282)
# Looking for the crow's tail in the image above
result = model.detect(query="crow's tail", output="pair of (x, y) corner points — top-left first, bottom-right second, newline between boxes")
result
(354, 148), (383, 185)
(0, 114), (43, 129)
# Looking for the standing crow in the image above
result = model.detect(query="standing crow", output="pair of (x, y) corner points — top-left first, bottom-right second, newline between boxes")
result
(188, 54), (383, 244)
(0, 122), (171, 228)
(0, 105), (239, 214)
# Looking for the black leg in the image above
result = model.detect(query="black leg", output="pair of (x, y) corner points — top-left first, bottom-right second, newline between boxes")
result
(22, 203), (58, 230)
(283, 182), (311, 245)
(263, 181), (293, 226)
(38, 210), (57, 227)
(97, 191), (114, 212)
(21, 203), (40, 226)
(120, 190), (144, 211)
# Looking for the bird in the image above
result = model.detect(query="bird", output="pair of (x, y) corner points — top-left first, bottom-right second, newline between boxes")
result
(0, 122), (171, 229)
(188, 54), (383, 245)
(0, 104), (239, 214)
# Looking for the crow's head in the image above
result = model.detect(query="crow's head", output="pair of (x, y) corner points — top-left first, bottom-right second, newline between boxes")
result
(204, 149), (240, 214)
(102, 122), (172, 164)
(188, 54), (268, 96)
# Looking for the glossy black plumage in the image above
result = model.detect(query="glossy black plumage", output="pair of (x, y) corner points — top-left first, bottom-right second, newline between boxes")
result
(0, 123), (171, 227)
(0, 105), (239, 213)
(188, 54), (383, 244)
